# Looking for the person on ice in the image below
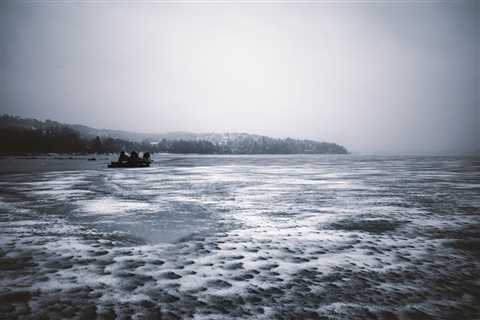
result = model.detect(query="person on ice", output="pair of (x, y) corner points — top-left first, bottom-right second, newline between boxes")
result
(130, 150), (139, 161)
(118, 151), (129, 162)
(143, 152), (151, 162)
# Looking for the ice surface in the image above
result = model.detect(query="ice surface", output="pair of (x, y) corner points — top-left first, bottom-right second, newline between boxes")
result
(0, 154), (479, 319)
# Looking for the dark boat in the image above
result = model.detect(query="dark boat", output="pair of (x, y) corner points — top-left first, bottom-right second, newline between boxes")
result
(109, 151), (152, 168)
(108, 160), (151, 168)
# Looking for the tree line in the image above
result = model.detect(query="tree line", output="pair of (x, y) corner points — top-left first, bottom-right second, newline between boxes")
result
(0, 115), (348, 155)
(0, 126), (149, 154)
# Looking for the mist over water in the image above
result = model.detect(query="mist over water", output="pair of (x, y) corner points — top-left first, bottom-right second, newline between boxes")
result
(1, 155), (479, 318)
(1, 1), (479, 154)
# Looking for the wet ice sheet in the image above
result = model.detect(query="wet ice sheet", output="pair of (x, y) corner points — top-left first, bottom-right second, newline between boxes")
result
(0, 155), (479, 319)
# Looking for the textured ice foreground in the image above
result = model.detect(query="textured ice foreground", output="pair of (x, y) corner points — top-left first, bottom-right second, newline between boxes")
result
(0, 155), (479, 319)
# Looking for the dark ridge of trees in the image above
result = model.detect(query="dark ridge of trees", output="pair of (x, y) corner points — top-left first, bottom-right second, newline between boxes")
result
(0, 115), (154, 154)
(0, 114), (349, 155)
(0, 127), (86, 154)
(0, 127), (153, 155)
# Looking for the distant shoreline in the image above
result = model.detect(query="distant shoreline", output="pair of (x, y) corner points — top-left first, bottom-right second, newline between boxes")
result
(1, 114), (349, 155)
(0, 152), (351, 158)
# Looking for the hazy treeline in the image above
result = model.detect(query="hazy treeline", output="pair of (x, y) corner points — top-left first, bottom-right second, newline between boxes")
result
(0, 115), (348, 155)
(220, 136), (347, 154)
(155, 137), (347, 154)
(0, 114), (64, 130)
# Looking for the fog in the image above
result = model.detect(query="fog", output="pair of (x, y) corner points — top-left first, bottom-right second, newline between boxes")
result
(1, 0), (478, 154)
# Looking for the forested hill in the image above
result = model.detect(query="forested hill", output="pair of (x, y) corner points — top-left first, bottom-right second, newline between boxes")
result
(0, 115), (348, 155)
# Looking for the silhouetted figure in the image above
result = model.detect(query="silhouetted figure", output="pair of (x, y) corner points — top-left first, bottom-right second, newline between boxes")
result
(119, 151), (129, 162)
(143, 152), (151, 162)
(130, 150), (139, 161)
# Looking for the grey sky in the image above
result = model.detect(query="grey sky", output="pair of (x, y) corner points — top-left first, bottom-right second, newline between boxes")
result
(1, 0), (478, 154)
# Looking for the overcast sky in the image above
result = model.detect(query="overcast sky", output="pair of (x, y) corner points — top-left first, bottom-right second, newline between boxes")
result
(1, 0), (478, 154)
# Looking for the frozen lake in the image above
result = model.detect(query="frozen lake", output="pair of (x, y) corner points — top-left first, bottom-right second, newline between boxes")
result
(0, 154), (479, 319)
